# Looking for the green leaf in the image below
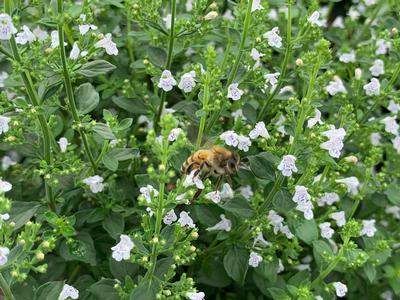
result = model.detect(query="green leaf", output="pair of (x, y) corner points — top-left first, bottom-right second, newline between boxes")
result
(59, 232), (97, 265)
(154, 257), (174, 278)
(223, 246), (249, 285)
(34, 281), (64, 300)
(267, 288), (291, 300)
(76, 82), (100, 114)
(108, 148), (140, 161)
(129, 279), (159, 300)
(248, 152), (276, 181)
(109, 259), (139, 281)
(10, 201), (40, 230)
(0, 244), (24, 270)
(148, 46), (167, 68)
(363, 262), (376, 283)
(102, 213), (124, 238)
(312, 240), (334, 268)
(112, 97), (148, 114)
(88, 279), (120, 300)
(93, 123), (116, 139)
(293, 219), (318, 245)
(197, 257), (232, 288)
(220, 195), (254, 218)
(272, 189), (295, 214)
(77, 60), (117, 77)
(385, 183), (400, 206)
(103, 154), (119, 171)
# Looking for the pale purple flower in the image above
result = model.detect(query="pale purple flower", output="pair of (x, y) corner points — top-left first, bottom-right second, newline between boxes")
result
(264, 72), (280, 86)
(251, 0), (263, 12)
(205, 191), (222, 204)
(111, 234), (135, 261)
(308, 11), (323, 27)
(363, 78), (380, 96)
(83, 175), (104, 193)
(168, 128), (182, 142)
(376, 39), (389, 55)
(207, 214), (232, 232)
(278, 155), (297, 177)
(388, 100), (400, 114)
(326, 76), (347, 95)
(59, 284), (79, 300)
(361, 219), (377, 237)
(178, 71), (196, 93)
(58, 137), (69, 153)
(317, 192), (339, 207)
(238, 185), (253, 200)
(69, 42), (80, 60)
(336, 177), (360, 195)
(333, 282), (348, 297)
(140, 185), (159, 203)
(220, 183), (234, 199)
(227, 83), (244, 101)
(392, 136), (400, 153)
(381, 116), (399, 135)
(268, 210), (284, 234)
(95, 33), (118, 55)
(183, 170), (204, 189)
(178, 211), (195, 228)
(330, 211), (346, 227)
(33, 26), (48, 40)
(1, 156), (16, 171)
(319, 222), (334, 239)
(15, 25), (36, 44)
(307, 109), (323, 128)
(237, 135), (251, 152)
(0, 179), (12, 192)
(249, 121), (270, 139)
(0, 14), (17, 40)
(220, 130), (239, 147)
(370, 59), (384, 77)
(158, 70), (177, 92)
(187, 292), (205, 300)
(370, 132), (381, 146)
(249, 251), (263, 267)
(79, 24), (98, 35)
(0, 116), (10, 135)
(339, 50), (356, 63)
(163, 209), (177, 225)
(263, 27), (282, 48)
(0, 246), (9, 266)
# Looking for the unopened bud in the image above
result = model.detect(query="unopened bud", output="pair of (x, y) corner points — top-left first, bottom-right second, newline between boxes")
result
(355, 68), (362, 80)
(296, 58), (303, 66)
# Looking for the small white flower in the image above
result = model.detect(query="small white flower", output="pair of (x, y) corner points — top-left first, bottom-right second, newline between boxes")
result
(268, 9), (278, 21)
(187, 291), (205, 300)
(168, 128), (182, 142)
(322, 126), (346, 141)
(207, 214), (232, 232)
(50, 30), (66, 48)
(370, 59), (384, 77)
(249, 122), (270, 140)
(307, 109), (323, 128)
(292, 185), (311, 204)
(263, 27), (282, 48)
(227, 83), (244, 101)
(138, 115), (153, 129)
(385, 206), (400, 219)
(339, 50), (356, 63)
(111, 234), (135, 261)
(320, 125), (346, 158)
(364, 0), (377, 6)
(326, 76), (347, 96)
(380, 290), (393, 300)
(388, 100), (400, 114)
(205, 191), (222, 204)
(178, 71), (196, 93)
(370, 132), (381, 146)
(183, 170), (204, 190)
(79, 24), (98, 35)
(58, 137), (69, 153)
(251, 0), (263, 12)
(238, 185), (253, 200)
(253, 232), (272, 247)
(308, 11), (323, 27)
(186, 0), (193, 12)
(163, 209), (177, 225)
(363, 78), (381, 96)
(15, 25), (36, 45)
(0, 116), (10, 134)
(204, 11), (218, 20)
(0, 14), (17, 40)
(278, 155), (298, 177)
(319, 222), (334, 239)
(0, 71), (8, 88)
(220, 183), (234, 199)
(317, 192), (340, 207)
(178, 211), (195, 228)
(268, 210), (284, 234)
(250, 48), (264, 61)
(381, 116), (399, 135)
(163, 14), (172, 29)
(223, 9), (235, 21)
(330, 211), (346, 227)
(1, 213), (9, 221)
(0, 246), (10, 266)
(237, 135), (251, 152)
(146, 207), (154, 217)
(296, 200), (314, 220)
(355, 68), (363, 80)
(280, 225), (294, 239)
(376, 39), (389, 55)
(264, 72), (280, 86)
(1, 156), (16, 171)
(158, 70), (177, 92)
(33, 26), (48, 40)
(392, 136), (400, 153)
(0, 179), (12, 192)
(83, 175), (104, 193)
(59, 284), (79, 300)
(140, 185), (159, 203)
(276, 259), (284, 273)
(333, 281), (348, 298)
(231, 109), (246, 120)
(348, 7), (360, 21)
(220, 130), (239, 147)
(248, 251), (263, 267)
(95, 33), (118, 55)
(361, 219), (377, 237)
(336, 177), (360, 195)
(69, 42), (80, 60)
(332, 16), (345, 28)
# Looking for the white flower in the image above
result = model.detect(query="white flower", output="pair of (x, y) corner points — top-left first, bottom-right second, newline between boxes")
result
(50, 30), (66, 48)
(355, 68), (363, 80)
(168, 128), (182, 142)
(0, 179), (12, 192)
(295, 200), (314, 220)
(292, 185), (311, 204)
(268, 210), (284, 234)
(332, 16), (345, 28)
(163, 14), (172, 30)
(268, 9), (278, 21)
(276, 259), (284, 273)
(317, 192), (339, 207)
(333, 281), (348, 298)
(264, 72), (280, 86)
(231, 109), (246, 120)
(339, 50), (356, 63)
(59, 284), (79, 300)
(220, 183), (234, 199)
(204, 11), (218, 20)
(370, 59), (384, 77)
(1, 213), (9, 221)
(392, 136), (400, 153)
(307, 109), (323, 128)
(207, 214), (232, 232)
(253, 232), (272, 247)
(158, 70), (177, 92)
(0, 71), (8, 88)
(79, 24), (98, 35)
(140, 185), (159, 203)
(163, 209), (177, 225)
(146, 207), (154, 217)
(380, 290), (393, 300)
(251, 0), (263, 12)
(326, 76), (347, 95)
(33, 26), (48, 40)
(263, 27), (282, 48)
(227, 83), (244, 101)
(250, 48), (264, 61)
(0, 246), (9, 266)
(220, 130), (239, 147)
(386, 206), (400, 219)
(280, 225), (294, 239)
(308, 11), (323, 27)
(319, 222), (334, 239)
(363, 78), (380, 96)
(95, 33), (118, 55)
(187, 292), (205, 300)
(237, 135), (251, 152)
(249, 122), (270, 139)
(83, 175), (104, 193)
(336, 177), (360, 195)
(1, 156), (16, 171)
(248, 252), (263, 267)
(178, 211), (195, 228)
(388, 100), (400, 114)
(15, 25), (36, 44)
(370, 132), (381, 146)
(348, 7), (360, 21)
(361, 219), (377, 237)
(58, 137), (69, 153)
(330, 211), (346, 227)
(178, 71), (196, 93)
(69, 42), (80, 60)
(320, 125), (346, 158)
(0, 116), (10, 134)
(186, 0), (193, 12)
(0, 14), (17, 40)
(183, 170), (204, 190)
(238, 185), (253, 200)
(205, 191), (222, 204)
(376, 39), (389, 55)
(277, 155), (298, 177)
(364, 0), (377, 6)
(322, 126), (346, 141)
(111, 234), (135, 261)
(381, 116), (399, 135)
(223, 9), (235, 21)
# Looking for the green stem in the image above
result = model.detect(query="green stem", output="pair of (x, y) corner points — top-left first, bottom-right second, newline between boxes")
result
(126, 1), (135, 64)
(56, 0), (97, 171)
(0, 273), (15, 300)
(196, 77), (210, 148)
(259, 174), (284, 214)
(205, 0), (254, 133)
(0, 45), (14, 59)
(154, 0), (176, 132)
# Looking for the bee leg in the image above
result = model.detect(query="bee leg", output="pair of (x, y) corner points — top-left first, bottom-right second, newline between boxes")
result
(225, 174), (233, 187)
(190, 188), (204, 204)
(215, 175), (223, 190)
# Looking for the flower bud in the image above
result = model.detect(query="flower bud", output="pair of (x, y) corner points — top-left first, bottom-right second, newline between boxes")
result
(296, 58), (303, 66)
(355, 68), (362, 80)
(204, 11), (218, 20)
(344, 155), (358, 164)
(35, 252), (45, 261)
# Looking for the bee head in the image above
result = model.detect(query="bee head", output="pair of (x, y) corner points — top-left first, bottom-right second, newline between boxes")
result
(227, 152), (240, 174)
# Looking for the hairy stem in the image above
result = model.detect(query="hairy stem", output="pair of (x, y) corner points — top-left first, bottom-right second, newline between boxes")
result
(57, 0), (97, 170)
(126, 1), (135, 63)
(196, 77), (210, 148)
(0, 273), (15, 300)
